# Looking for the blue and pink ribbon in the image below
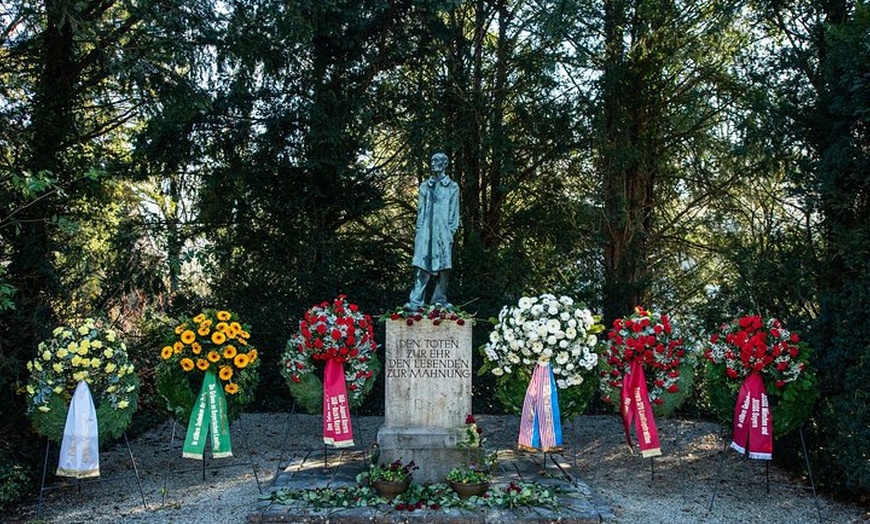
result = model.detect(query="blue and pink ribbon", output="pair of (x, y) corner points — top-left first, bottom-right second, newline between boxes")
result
(518, 362), (563, 451)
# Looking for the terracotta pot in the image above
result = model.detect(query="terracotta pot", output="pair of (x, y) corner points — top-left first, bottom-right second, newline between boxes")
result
(449, 480), (489, 499)
(372, 478), (411, 499)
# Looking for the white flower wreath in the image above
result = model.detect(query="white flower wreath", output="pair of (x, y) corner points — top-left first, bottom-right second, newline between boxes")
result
(482, 294), (601, 388)
(480, 294), (603, 418)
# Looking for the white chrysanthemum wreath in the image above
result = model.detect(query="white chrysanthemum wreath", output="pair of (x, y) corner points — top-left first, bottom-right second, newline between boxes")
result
(480, 294), (603, 418)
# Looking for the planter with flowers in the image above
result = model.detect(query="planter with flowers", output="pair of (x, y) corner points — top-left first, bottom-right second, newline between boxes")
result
(25, 317), (139, 443)
(481, 294), (603, 450)
(362, 458), (418, 499)
(704, 315), (817, 459)
(446, 463), (492, 499)
(156, 309), (260, 459)
(280, 295), (380, 447)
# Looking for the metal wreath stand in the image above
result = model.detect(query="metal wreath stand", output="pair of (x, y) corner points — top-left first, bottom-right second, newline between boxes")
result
(160, 414), (262, 506)
(37, 432), (146, 519)
(707, 425), (822, 522)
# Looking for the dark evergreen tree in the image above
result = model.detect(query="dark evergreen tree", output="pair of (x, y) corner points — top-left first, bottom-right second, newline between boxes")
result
(803, 1), (870, 494)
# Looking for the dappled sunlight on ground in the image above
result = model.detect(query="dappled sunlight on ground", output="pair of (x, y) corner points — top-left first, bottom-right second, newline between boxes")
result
(8, 413), (867, 524)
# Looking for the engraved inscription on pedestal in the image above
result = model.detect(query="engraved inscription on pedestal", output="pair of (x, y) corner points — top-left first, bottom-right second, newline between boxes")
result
(383, 319), (473, 428)
(379, 319), (476, 483)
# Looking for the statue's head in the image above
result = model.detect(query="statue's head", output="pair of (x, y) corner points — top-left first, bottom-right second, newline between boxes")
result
(430, 152), (449, 174)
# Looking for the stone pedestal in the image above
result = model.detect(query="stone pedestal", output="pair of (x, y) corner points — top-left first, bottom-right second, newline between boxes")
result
(377, 319), (478, 483)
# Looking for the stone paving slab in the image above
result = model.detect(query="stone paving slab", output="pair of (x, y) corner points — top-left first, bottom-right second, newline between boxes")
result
(247, 447), (613, 523)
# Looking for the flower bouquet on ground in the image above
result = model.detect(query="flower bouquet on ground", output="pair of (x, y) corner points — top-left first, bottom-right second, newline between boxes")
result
(280, 295), (380, 446)
(481, 294), (603, 451)
(458, 413), (486, 448)
(25, 317), (139, 443)
(156, 309), (260, 459)
(447, 414), (495, 497)
(597, 306), (697, 457)
(480, 294), (603, 420)
(704, 315), (817, 458)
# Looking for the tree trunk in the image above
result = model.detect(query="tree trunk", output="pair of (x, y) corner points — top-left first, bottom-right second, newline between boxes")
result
(6, 0), (80, 340)
(599, 0), (661, 324)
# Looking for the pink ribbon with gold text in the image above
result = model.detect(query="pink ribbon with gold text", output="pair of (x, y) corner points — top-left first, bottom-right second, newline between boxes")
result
(620, 358), (662, 457)
(323, 358), (354, 448)
(731, 371), (772, 460)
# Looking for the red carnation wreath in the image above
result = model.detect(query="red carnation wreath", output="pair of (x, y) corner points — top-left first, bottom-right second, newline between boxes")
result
(597, 306), (697, 457)
(280, 295), (381, 414)
(598, 306), (696, 417)
(704, 314), (817, 440)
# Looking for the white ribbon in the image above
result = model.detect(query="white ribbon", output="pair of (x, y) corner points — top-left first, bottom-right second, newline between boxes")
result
(56, 381), (100, 478)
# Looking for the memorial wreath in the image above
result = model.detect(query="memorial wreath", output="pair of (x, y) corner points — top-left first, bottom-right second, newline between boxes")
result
(280, 295), (381, 414)
(598, 306), (696, 418)
(704, 314), (817, 439)
(156, 309), (260, 423)
(480, 294), (603, 419)
(25, 317), (139, 442)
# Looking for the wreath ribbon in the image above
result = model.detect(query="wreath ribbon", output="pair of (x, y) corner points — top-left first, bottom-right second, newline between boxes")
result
(57, 380), (100, 478)
(620, 358), (662, 457)
(183, 371), (232, 459)
(323, 358), (354, 447)
(731, 371), (772, 460)
(518, 362), (563, 451)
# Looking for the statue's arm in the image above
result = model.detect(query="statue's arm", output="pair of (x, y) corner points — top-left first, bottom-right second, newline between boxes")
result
(448, 183), (460, 235)
(415, 184), (426, 230)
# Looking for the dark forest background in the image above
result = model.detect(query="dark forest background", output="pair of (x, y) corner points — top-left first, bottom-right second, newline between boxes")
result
(0, 0), (867, 506)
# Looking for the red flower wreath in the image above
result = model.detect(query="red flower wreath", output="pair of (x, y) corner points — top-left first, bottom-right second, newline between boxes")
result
(598, 306), (695, 416)
(280, 295), (381, 412)
(704, 315), (806, 386)
(702, 314), (817, 437)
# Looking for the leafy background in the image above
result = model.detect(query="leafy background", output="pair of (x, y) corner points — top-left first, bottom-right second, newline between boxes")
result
(0, 0), (867, 509)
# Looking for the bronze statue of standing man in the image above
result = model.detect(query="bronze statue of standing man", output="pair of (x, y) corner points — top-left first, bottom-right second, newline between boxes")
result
(405, 152), (459, 310)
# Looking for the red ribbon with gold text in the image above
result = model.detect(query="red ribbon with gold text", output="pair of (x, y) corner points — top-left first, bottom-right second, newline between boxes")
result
(323, 358), (354, 448)
(731, 371), (772, 460)
(620, 358), (662, 457)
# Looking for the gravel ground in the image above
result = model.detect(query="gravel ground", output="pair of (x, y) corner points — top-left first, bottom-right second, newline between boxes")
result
(10, 413), (869, 524)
